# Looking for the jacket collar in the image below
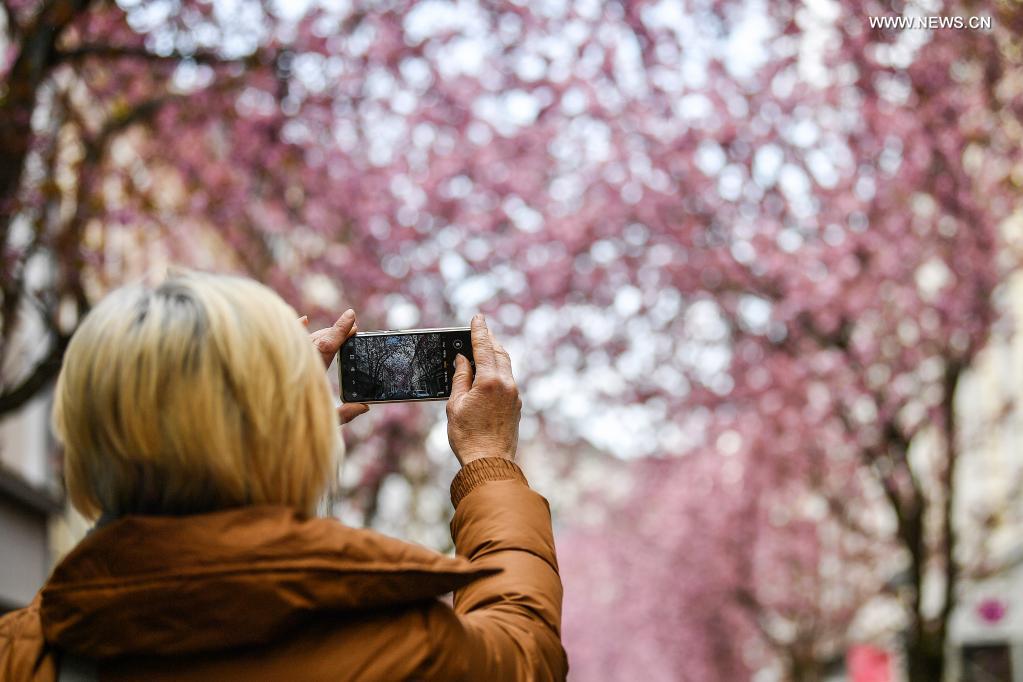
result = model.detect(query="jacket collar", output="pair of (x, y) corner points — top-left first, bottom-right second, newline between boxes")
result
(40, 505), (495, 658)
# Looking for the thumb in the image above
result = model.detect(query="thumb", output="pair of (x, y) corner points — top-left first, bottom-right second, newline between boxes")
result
(450, 354), (473, 400)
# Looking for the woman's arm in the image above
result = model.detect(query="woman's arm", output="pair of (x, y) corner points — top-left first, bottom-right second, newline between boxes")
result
(447, 458), (568, 681)
(426, 315), (568, 681)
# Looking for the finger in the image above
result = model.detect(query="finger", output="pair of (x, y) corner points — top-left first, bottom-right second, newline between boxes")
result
(450, 353), (474, 401)
(312, 309), (356, 367)
(330, 309), (357, 339)
(492, 336), (514, 381)
(469, 313), (496, 374)
(337, 403), (369, 424)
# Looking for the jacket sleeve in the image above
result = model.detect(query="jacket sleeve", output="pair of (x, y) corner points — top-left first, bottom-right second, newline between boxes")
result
(0, 598), (58, 682)
(437, 457), (568, 681)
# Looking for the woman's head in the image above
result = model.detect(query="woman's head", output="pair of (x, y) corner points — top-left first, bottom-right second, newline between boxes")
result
(53, 270), (341, 519)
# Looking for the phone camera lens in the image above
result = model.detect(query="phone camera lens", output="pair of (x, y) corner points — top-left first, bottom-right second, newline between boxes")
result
(453, 339), (463, 350)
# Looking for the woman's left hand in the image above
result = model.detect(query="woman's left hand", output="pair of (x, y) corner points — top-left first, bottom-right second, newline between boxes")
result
(300, 309), (369, 424)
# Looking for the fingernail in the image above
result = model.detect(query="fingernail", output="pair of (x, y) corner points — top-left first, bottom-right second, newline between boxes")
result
(341, 309), (355, 320)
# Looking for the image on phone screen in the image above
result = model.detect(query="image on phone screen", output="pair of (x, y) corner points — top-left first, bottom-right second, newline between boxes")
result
(339, 328), (473, 403)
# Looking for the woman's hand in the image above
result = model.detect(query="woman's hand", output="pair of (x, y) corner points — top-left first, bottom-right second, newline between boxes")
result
(301, 309), (369, 425)
(446, 314), (521, 466)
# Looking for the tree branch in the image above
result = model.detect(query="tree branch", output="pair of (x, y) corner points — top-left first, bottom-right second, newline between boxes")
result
(0, 0), (93, 249)
(56, 44), (265, 68)
(0, 91), (173, 417)
(0, 330), (70, 415)
(0, 0), (19, 41)
(938, 360), (963, 632)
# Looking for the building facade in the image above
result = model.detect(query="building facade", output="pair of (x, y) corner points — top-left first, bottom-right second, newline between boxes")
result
(0, 395), (62, 613)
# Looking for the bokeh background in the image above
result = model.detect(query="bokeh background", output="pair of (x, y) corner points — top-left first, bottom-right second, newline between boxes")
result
(2, 0), (1023, 680)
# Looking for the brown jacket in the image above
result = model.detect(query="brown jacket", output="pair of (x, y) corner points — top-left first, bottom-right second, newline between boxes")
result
(0, 458), (567, 681)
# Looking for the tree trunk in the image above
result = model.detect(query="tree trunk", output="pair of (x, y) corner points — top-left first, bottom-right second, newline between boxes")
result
(905, 634), (944, 682)
(790, 663), (823, 682)
(788, 649), (824, 682)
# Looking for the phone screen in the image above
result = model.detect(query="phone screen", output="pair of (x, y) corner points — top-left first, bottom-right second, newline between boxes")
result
(339, 328), (473, 403)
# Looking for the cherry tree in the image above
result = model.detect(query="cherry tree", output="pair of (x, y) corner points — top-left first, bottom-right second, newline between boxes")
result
(556, 0), (1023, 679)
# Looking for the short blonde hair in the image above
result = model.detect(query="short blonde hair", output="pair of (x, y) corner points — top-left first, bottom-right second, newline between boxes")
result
(53, 270), (341, 519)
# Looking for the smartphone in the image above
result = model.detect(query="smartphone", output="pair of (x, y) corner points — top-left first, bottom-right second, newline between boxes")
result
(339, 327), (474, 403)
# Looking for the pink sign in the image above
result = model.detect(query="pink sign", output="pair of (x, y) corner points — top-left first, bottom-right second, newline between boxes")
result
(847, 644), (892, 682)
(977, 598), (1008, 624)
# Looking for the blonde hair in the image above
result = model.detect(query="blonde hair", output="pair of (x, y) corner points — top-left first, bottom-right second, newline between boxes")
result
(52, 270), (341, 519)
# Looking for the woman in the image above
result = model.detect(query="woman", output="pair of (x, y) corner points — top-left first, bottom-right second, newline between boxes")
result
(0, 271), (567, 681)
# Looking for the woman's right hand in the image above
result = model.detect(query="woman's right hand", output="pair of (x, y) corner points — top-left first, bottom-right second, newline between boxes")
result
(446, 314), (522, 466)
(301, 309), (369, 425)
